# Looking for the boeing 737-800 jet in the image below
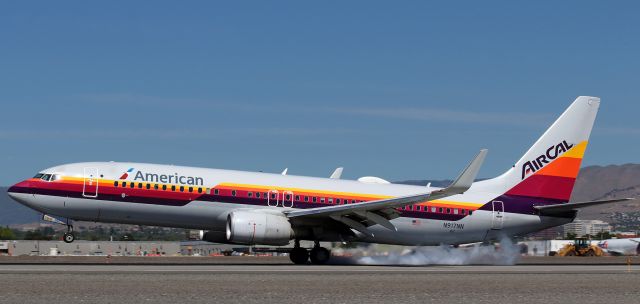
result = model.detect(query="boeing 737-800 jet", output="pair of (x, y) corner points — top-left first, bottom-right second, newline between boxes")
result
(7, 96), (631, 264)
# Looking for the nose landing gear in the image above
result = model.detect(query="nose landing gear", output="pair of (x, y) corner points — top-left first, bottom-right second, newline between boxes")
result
(63, 225), (75, 243)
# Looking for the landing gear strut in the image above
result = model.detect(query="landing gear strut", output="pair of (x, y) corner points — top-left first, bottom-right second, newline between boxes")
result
(289, 240), (309, 265)
(63, 224), (75, 243)
(309, 241), (331, 265)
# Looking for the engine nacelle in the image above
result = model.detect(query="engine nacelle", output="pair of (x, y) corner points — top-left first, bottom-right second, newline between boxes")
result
(226, 211), (293, 246)
(201, 230), (227, 243)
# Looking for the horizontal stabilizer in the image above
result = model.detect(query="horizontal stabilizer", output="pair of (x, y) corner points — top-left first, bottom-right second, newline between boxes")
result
(534, 198), (634, 216)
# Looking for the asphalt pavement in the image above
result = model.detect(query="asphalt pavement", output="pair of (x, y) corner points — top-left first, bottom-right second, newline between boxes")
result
(0, 263), (638, 304)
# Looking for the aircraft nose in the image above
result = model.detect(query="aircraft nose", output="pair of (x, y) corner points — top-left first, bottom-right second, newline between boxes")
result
(7, 180), (31, 199)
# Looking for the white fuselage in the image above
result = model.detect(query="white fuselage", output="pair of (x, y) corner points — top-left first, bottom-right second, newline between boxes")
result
(8, 162), (571, 246)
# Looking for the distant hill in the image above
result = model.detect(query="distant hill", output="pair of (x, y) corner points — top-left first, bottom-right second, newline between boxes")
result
(0, 187), (42, 225)
(2, 164), (639, 226)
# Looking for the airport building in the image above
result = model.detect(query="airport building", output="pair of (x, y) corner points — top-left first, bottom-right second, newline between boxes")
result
(1, 240), (181, 256)
(0, 240), (311, 256)
(563, 220), (612, 237)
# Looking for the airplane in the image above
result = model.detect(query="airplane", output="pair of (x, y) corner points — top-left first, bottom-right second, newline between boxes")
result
(7, 96), (632, 264)
(597, 238), (640, 256)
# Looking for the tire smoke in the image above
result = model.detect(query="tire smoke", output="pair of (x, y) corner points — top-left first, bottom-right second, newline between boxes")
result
(332, 237), (520, 266)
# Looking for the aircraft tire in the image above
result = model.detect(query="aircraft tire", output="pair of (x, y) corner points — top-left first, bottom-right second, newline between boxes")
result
(289, 247), (309, 265)
(63, 232), (75, 243)
(310, 247), (331, 265)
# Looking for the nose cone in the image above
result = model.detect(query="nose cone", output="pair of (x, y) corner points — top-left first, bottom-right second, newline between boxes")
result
(7, 180), (31, 199)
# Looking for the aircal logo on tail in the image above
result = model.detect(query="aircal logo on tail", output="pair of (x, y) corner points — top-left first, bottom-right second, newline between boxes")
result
(521, 140), (573, 179)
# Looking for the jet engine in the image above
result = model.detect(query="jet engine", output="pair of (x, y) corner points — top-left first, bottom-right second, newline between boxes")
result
(226, 211), (293, 246)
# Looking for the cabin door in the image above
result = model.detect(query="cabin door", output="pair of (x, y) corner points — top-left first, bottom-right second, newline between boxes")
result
(491, 201), (504, 229)
(82, 167), (99, 198)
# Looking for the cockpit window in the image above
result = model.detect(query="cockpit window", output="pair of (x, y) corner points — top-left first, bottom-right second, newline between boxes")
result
(34, 173), (44, 179)
(41, 174), (52, 181)
(50, 174), (61, 181)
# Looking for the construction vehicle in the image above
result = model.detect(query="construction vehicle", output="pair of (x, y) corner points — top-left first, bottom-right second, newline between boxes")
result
(553, 238), (605, 257)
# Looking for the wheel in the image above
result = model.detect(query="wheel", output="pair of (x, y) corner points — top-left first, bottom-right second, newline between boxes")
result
(565, 250), (576, 256)
(289, 247), (309, 265)
(63, 232), (75, 243)
(584, 250), (595, 257)
(310, 247), (331, 265)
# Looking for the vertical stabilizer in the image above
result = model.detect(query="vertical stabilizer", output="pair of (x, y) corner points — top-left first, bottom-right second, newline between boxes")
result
(483, 96), (600, 202)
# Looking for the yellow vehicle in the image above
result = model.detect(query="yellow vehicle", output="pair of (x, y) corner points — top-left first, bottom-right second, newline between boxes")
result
(555, 238), (604, 257)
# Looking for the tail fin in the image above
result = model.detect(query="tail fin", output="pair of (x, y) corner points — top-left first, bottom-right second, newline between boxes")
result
(483, 96), (600, 202)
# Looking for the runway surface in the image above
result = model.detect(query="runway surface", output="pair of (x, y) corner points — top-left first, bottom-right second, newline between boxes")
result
(1, 263), (638, 304)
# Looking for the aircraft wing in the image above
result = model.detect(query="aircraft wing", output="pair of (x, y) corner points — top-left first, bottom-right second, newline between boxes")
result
(284, 149), (487, 235)
(534, 198), (634, 216)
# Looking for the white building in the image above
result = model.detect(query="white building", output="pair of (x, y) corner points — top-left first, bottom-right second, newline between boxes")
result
(563, 220), (612, 237)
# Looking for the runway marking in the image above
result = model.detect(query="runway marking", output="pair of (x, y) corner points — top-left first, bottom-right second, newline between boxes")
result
(1, 265), (638, 274)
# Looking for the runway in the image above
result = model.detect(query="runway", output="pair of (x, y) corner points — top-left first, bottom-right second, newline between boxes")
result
(1, 263), (638, 304)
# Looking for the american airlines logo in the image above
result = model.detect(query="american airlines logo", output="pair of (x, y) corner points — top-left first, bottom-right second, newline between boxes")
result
(119, 168), (204, 185)
(521, 140), (573, 180)
(119, 168), (135, 180)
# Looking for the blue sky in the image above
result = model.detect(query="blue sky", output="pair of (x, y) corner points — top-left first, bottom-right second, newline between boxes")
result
(1, 1), (639, 185)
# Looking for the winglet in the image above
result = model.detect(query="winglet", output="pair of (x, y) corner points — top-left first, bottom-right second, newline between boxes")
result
(281, 168), (288, 175)
(443, 149), (487, 194)
(330, 167), (343, 179)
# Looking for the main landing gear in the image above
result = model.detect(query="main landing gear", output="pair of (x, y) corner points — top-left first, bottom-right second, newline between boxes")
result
(63, 224), (75, 243)
(289, 240), (331, 265)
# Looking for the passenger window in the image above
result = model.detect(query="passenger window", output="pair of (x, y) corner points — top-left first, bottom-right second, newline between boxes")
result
(146, 184), (150, 190)
(461, 209), (466, 215)
(162, 185), (167, 191)
(446, 208), (451, 214)
(328, 198), (333, 204)
(122, 182), (127, 188)
(171, 185), (176, 191)
(232, 190), (236, 196)
(416, 206), (421, 211)
(130, 183), (135, 189)
(344, 199), (349, 204)
(214, 189), (219, 195)
(304, 196), (309, 202)
(469, 210), (473, 216)
(295, 195), (300, 201)
(255, 192), (260, 198)
(454, 208), (459, 215)
(336, 199), (341, 204)
(114, 181), (119, 187)
(197, 188), (202, 193)
(138, 183), (142, 189)
(154, 184), (159, 190)
(320, 198), (325, 203)
(439, 207), (443, 213)
(271, 193), (276, 199)
(189, 187), (193, 193)
(180, 186), (184, 192)
(285, 194), (291, 200)
(312, 197), (317, 203)
(248, 192), (253, 197)
(431, 207), (436, 213)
